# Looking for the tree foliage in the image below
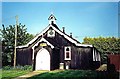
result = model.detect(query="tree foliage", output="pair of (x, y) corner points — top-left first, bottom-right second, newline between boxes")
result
(82, 37), (120, 63)
(1, 23), (34, 66)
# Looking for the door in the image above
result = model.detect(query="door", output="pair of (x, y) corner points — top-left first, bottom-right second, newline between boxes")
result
(35, 48), (50, 71)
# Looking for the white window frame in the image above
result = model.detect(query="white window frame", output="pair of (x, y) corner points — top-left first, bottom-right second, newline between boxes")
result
(64, 46), (71, 60)
(93, 48), (100, 61)
(47, 29), (55, 37)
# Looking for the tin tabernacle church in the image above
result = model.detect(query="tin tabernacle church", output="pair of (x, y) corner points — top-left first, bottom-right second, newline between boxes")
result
(16, 14), (101, 71)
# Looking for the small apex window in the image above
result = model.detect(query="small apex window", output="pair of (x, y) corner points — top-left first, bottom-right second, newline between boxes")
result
(64, 46), (71, 60)
(47, 29), (55, 37)
(49, 30), (54, 35)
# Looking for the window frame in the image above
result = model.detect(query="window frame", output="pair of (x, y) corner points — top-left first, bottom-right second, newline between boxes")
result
(64, 46), (71, 60)
(93, 48), (100, 61)
(47, 29), (55, 37)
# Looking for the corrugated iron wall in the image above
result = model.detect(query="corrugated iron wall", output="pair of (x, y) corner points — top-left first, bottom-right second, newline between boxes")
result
(108, 54), (120, 72)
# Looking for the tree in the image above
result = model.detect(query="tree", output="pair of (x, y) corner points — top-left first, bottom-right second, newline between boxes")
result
(82, 37), (120, 63)
(1, 23), (34, 66)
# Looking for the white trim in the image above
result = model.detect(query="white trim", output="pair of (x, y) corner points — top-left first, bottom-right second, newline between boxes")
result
(98, 52), (101, 61)
(28, 25), (50, 45)
(94, 50), (97, 61)
(32, 38), (54, 60)
(93, 48), (95, 61)
(95, 49), (97, 61)
(17, 24), (93, 48)
(16, 25), (50, 48)
(93, 48), (101, 61)
(51, 25), (93, 47)
(32, 38), (54, 49)
(16, 45), (28, 48)
(76, 44), (93, 47)
(32, 47), (34, 60)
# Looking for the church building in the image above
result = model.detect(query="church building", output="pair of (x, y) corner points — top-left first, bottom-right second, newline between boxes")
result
(16, 14), (101, 71)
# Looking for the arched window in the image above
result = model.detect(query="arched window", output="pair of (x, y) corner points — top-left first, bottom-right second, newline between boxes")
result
(64, 46), (71, 60)
(66, 47), (69, 51)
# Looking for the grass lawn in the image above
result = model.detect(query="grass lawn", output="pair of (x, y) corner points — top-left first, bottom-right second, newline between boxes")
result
(2, 69), (31, 79)
(27, 70), (119, 79)
(0, 69), (2, 79)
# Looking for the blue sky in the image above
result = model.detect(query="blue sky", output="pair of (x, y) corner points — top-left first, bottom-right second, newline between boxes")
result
(2, 2), (118, 42)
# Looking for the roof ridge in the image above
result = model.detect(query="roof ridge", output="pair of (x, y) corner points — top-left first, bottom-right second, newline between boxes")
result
(17, 24), (92, 48)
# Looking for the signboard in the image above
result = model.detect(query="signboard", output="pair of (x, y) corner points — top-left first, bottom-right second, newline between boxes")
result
(40, 43), (47, 47)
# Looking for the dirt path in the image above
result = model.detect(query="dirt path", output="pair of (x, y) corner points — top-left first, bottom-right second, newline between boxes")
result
(13, 70), (48, 79)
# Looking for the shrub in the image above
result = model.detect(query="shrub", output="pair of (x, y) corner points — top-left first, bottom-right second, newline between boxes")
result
(15, 65), (23, 70)
(3, 65), (12, 70)
(2, 65), (32, 71)
(22, 65), (32, 71)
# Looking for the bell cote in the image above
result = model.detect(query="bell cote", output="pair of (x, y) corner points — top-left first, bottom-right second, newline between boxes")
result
(48, 13), (57, 25)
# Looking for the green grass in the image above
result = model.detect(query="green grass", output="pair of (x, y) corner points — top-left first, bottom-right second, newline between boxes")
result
(2, 65), (32, 79)
(27, 70), (119, 79)
(1, 67), (119, 79)
(2, 69), (30, 79)
(0, 69), (2, 79)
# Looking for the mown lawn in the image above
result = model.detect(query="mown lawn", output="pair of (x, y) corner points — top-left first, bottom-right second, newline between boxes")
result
(0, 69), (2, 79)
(1, 69), (119, 79)
(2, 69), (30, 79)
(27, 70), (119, 79)
(2, 65), (32, 79)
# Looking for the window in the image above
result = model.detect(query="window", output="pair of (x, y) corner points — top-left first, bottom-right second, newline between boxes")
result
(64, 46), (71, 60)
(47, 29), (55, 37)
(66, 52), (69, 58)
(66, 48), (69, 51)
(93, 48), (100, 61)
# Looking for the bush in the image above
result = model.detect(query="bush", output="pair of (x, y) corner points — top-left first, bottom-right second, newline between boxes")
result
(2, 65), (32, 71)
(15, 65), (23, 70)
(3, 65), (13, 70)
(15, 65), (32, 71)
(22, 65), (32, 71)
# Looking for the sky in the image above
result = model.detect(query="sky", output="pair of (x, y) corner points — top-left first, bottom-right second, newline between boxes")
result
(1, 0), (119, 2)
(2, 2), (119, 42)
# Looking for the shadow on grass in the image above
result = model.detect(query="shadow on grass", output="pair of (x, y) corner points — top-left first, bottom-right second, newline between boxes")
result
(27, 70), (119, 79)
